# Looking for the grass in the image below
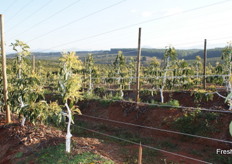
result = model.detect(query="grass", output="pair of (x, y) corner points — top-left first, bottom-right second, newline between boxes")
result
(119, 145), (161, 164)
(209, 154), (232, 164)
(71, 120), (181, 163)
(73, 120), (155, 146)
(31, 144), (114, 164)
(173, 110), (220, 136)
(14, 152), (23, 158)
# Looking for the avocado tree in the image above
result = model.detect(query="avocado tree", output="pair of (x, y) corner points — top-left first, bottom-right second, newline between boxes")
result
(86, 53), (94, 94)
(175, 59), (194, 89)
(127, 57), (136, 90)
(194, 56), (202, 85)
(10, 40), (33, 126)
(160, 46), (177, 103)
(215, 42), (232, 110)
(221, 42), (232, 91)
(58, 52), (82, 153)
(113, 51), (126, 98)
(9, 40), (63, 126)
(147, 57), (161, 96)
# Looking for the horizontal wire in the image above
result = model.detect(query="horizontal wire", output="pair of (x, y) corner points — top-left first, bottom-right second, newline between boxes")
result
(6, 0), (35, 23)
(86, 97), (232, 114)
(76, 125), (211, 164)
(91, 74), (230, 80)
(26, 0), (127, 43)
(7, 0), (54, 32)
(34, 0), (232, 51)
(8, 0), (82, 40)
(80, 114), (232, 144)
(26, 33), (230, 53)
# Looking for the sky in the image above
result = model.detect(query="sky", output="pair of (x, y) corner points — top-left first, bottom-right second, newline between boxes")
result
(1, 0), (232, 53)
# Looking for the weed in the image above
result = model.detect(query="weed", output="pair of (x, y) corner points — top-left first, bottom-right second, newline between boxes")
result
(164, 99), (180, 107)
(191, 89), (214, 103)
(14, 152), (23, 158)
(173, 110), (219, 135)
(210, 154), (232, 164)
(151, 99), (159, 104)
(98, 99), (113, 107)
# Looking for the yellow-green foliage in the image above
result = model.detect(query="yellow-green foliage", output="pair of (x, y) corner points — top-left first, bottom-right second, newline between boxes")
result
(191, 89), (214, 103)
(59, 52), (82, 70)
(64, 74), (82, 102)
(58, 52), (83, 114)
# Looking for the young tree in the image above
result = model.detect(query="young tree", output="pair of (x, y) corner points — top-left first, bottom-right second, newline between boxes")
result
(194, 56), (202, 79)
(10, 40), (32, 126)
(216, 42), (232, 110)
(58, 52), (82, 153)
(147, 57), (161, 96)
(193, 56), (203, 86)
(9, 40), (62, 125)
(127, 57), (136, 90)
(160, 46), (177, 103)
(113, 51), (126, 98)
(221, 42), (232, 91)
(86, 53), (94, 94)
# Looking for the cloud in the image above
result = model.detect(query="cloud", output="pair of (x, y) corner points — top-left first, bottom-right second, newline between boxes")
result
(141, 11), (153, 17)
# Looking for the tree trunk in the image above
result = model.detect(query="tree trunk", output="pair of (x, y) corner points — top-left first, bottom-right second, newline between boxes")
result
(160, 87), (164, 103)
(65, 102), (72, 153)
(20, 97), (26, 126)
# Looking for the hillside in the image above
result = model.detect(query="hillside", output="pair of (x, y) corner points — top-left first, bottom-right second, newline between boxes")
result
(7, 48), (223, 64)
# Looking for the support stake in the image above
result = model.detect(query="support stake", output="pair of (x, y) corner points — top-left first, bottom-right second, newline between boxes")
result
(0, 14), (11, 123)
(138, 142), (142, 164)
(203, 39), (207, 89)
(136, 28), (142, 104)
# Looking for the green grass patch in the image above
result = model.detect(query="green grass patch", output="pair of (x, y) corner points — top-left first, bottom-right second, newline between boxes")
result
(173, 110), (220, 136)
(14, 152), (23, 158)
(33, 144), (114, 164)
(209, 154), (232, 164)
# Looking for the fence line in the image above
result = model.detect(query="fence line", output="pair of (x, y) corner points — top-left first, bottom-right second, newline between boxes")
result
(87, 98), (232, 114)
(124, 99), (232, 114)
(76, 125), (211, 164)
(90, 74), (230, 80)
(80, 114), (232, 144)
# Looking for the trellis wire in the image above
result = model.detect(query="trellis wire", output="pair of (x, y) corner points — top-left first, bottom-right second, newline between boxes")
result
(80, 114), (232, 144)
(122, 99), (232, 114)
(91, 74), (230, 80)
(76, 125), (212, 164)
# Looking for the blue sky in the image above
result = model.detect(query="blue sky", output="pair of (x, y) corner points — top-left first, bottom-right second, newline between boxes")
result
(1, 0), (232, 53)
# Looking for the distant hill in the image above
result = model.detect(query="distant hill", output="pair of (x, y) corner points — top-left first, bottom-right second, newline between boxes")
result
(6, 48), (223, 64)
(109, 48), (223, 60)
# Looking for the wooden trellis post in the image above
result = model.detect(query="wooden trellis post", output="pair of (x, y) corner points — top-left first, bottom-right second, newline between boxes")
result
(203, 39), (207, 89)
(136, 27), (142, 104)
(138, 142), (143, 164)
(0, 14), (11, 123)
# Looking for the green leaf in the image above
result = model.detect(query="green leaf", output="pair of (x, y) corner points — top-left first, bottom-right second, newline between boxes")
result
(225, 92), (232, 103)
(72, 108), (82, 115)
